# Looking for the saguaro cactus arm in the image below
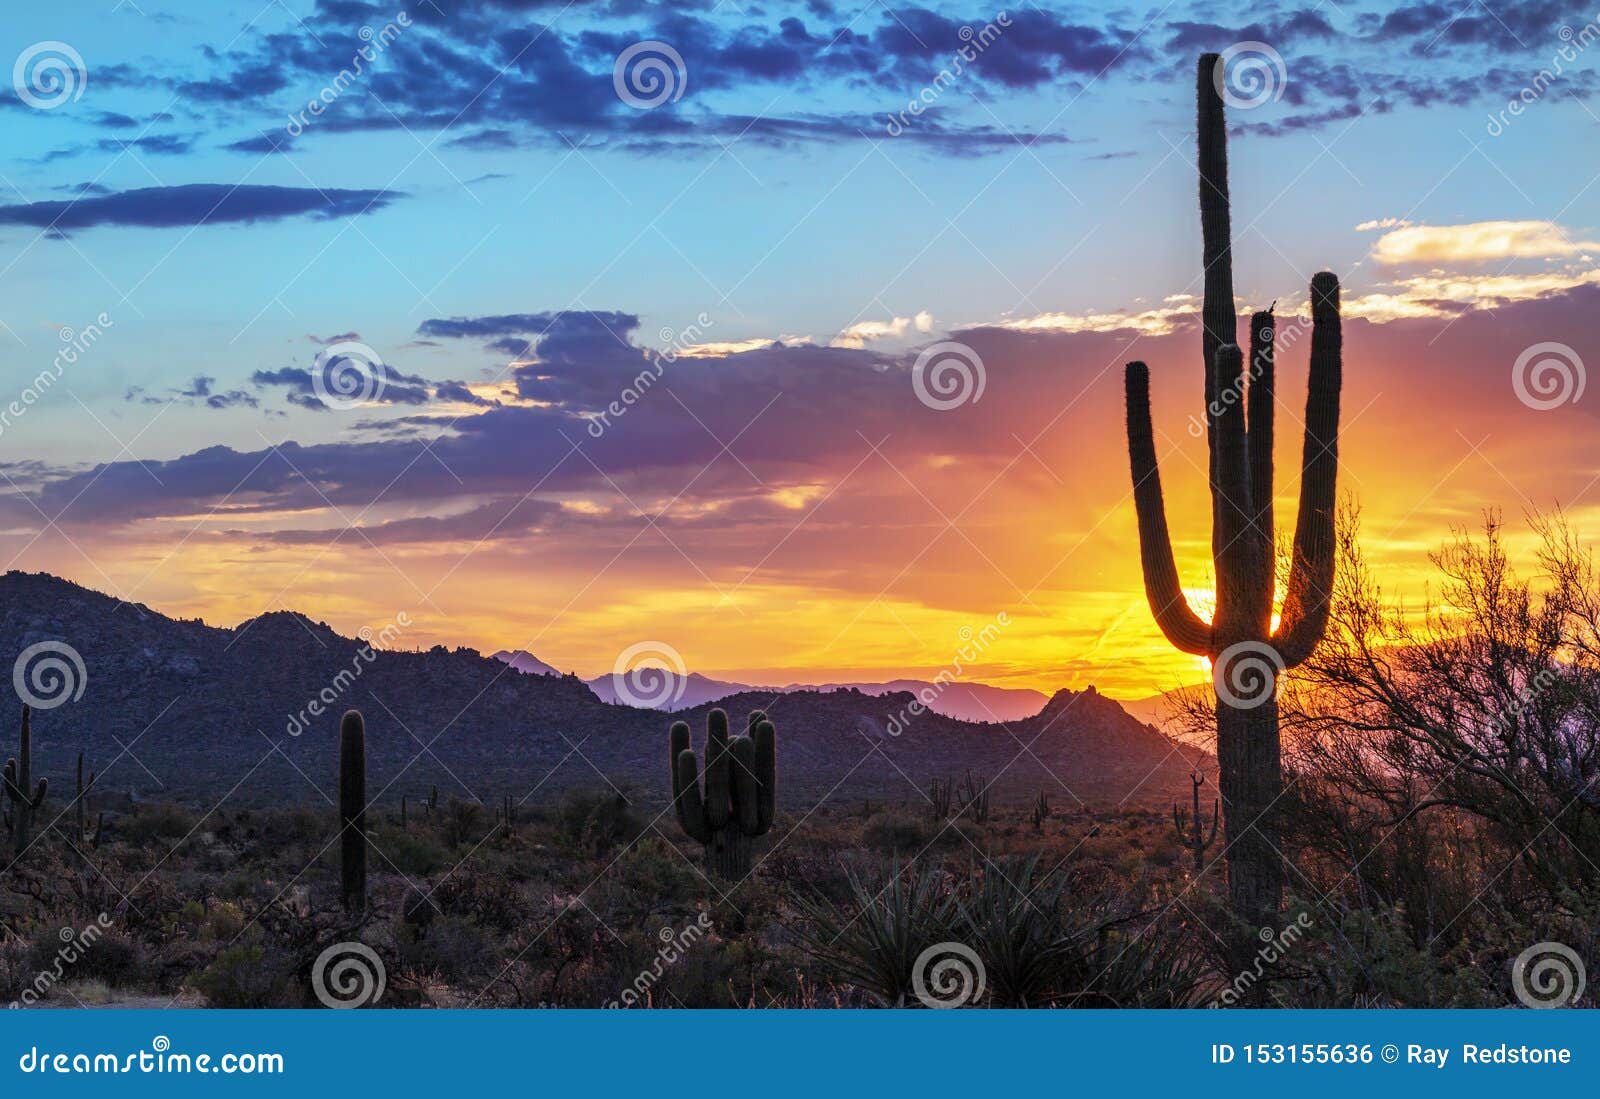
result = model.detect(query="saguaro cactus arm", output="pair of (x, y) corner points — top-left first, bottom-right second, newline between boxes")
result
(1272, 272), (1343, 668)
(1124, 363), (1213, 656)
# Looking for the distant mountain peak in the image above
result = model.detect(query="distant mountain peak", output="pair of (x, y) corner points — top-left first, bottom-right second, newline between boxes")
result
(493, 649), (561, 677)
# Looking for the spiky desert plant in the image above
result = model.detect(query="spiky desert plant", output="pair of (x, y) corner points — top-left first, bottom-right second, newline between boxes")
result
(1029, 790), (1052, 833)
(339, 710), (367, 913)
(5, 705), (48, 855)
(1171, 770), (1219, 872)
(73, 751), (97, 844)
(955, 770), (990, 824)
(928, 776), (953, 820)
(1123, 54), (1343, 935)
(670, 708), (776, 878)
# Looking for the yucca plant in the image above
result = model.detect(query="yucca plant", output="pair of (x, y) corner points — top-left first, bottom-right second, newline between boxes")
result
(1123, 53), (1343, 939)
(791, 859), (958, 1007)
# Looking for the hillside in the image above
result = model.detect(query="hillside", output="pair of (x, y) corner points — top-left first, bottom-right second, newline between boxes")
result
(1, 571), (1205, 809)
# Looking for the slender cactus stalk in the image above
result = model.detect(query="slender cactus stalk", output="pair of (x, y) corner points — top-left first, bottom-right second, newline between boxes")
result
(1171, 770), (1220, 872)
(4, 706), (48, 856)
(1123, 54), (1344, 937)
(339, 710), (367, 913)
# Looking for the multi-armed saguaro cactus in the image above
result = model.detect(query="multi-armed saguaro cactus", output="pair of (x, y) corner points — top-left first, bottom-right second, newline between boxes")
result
(339, 710), (367, 913)
(1171, 769), (1219, 872)
(5, 705), (48, 855)
(670, 708), (776, 878)
(1123, 54), (1343, 935)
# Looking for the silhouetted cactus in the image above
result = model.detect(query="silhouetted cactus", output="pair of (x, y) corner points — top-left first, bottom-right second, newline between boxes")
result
(1171, 770), (1219, 872)
(670, 708), (776, 878)
(339, 710), (367, 912)
(1123, 53), (1343, 936)
(928, 776), (953, 820)
(5, 705), (48, 856)
(955, 770), (990, 824)
(1029, 790), (1051, 833)
(72, 751), (99, 846)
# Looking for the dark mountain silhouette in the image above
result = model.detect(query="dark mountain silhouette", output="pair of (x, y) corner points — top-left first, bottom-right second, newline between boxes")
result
(1, 571), (1203, 809)
(497, 651), (1049, 723)
(491, 648), (563, 677)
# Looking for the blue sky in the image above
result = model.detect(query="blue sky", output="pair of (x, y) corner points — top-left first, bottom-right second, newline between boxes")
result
(3, 1), (1600, 690)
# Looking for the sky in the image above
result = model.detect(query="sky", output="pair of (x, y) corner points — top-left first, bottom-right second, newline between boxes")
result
(2, 0), (1600, 698)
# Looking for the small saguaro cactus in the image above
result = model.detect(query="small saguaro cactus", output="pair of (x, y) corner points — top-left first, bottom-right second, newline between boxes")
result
(928, 776), (953, 820)
(670, 708), (776, 878)
(1029, 790), (1052, 833)
(955, 770), (991, 824)
(74, 752), (96, 839)
(5, 705), (48, 855)
(1171, 770), (1219, 872)
(339, 710), (367, 913)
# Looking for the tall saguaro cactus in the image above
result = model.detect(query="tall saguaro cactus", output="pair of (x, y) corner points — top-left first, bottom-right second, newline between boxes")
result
(1172, 769), (1219, 872)
(5, 705), (48, 856)
(1123, 54), (1343, 936)
(339, 710), (367, 913)
(670, 708), (776, 878)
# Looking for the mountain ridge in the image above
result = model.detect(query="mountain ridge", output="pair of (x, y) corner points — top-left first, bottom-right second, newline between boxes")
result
(1, 571), (1207, 808)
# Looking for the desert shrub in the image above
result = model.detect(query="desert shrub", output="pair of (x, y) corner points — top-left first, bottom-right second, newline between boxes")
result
(792, 858), (957, 1006)
(555, 787), (643, 855)
(118, 804), (199, 843)
(861, 812), (931, 853)
(400, 916), (499, 984)
(193, 944), (301, 1008)
(377, 828), (448, 876)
